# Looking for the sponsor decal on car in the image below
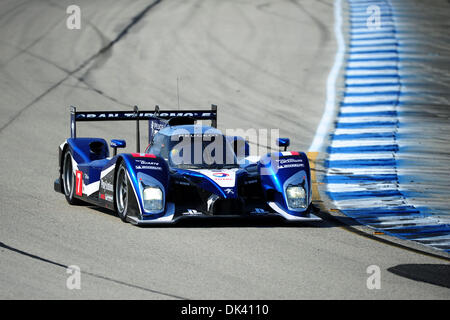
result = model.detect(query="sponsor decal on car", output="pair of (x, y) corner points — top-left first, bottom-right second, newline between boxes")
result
(75, 111), (215, 120)
(101, 181), (114, 192)
(279, 151), (300, 156)
(75, 170), (83, 196)
(193, 169), (237, 188)
(131, 153), (156, 158)
(136, 165), (162, 170)
(135, 159), (162, 171)
(212, 172), (229, 178)
(274, 153), (305, 170)
(224, 188), (234, 195)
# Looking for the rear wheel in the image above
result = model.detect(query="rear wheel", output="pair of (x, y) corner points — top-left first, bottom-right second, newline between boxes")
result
(115, 163), (129, 222)
(62, 150), (81, 205)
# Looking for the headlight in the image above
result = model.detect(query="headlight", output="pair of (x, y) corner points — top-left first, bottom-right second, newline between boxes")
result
(143, 186), (163, 211)
(286, 184), (307, 209)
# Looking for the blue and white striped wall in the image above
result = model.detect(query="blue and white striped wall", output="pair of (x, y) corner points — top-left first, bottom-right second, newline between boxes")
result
(323, 0), (450, 253)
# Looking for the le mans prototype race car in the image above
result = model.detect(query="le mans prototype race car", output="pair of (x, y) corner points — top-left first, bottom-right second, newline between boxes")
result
(54, 105), (320, 225)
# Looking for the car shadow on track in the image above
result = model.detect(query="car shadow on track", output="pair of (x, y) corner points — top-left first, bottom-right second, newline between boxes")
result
(387, 264), (450, 289)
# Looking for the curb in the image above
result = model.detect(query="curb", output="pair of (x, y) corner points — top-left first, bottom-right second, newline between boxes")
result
(308, 152), (450, 261)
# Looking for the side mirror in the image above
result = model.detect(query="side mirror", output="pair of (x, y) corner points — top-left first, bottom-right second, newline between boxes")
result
(276, 138), (290, 151)
(111, 139), (126, 156)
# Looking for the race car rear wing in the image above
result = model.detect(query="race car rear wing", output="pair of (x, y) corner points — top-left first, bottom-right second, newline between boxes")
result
(70, 104), (217, 152)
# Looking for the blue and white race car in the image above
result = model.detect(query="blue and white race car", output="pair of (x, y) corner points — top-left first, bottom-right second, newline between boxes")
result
(54, 105), (320, 225)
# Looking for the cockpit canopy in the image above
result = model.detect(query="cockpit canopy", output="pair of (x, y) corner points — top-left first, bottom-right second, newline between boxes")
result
(146, 125), (239, 169)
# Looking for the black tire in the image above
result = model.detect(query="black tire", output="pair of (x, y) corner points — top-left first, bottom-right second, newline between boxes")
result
(115, 162), (129, 222)
(62, 150), (82, 205)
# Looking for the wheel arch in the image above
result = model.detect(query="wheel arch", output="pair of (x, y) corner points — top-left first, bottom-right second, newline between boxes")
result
(112, 156), (142, 222)
(112, 156), (124, 214)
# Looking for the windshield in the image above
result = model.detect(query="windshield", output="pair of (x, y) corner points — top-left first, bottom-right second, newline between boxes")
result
(167, 133), (239, 169)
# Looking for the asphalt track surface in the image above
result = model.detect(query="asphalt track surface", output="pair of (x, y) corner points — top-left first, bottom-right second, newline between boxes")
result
(0, 0), (449, 299)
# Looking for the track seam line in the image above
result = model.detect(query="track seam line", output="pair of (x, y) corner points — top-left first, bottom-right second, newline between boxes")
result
(0, 241), (188, 299)
(0, 0), (163, 135)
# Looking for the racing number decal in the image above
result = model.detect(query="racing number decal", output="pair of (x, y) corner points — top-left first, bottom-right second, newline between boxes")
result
(75, 170), (83, 196)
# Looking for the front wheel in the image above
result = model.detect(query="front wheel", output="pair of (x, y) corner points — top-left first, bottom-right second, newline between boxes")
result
(115, 163), (129, 222)
(62, 150), (81, 205)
